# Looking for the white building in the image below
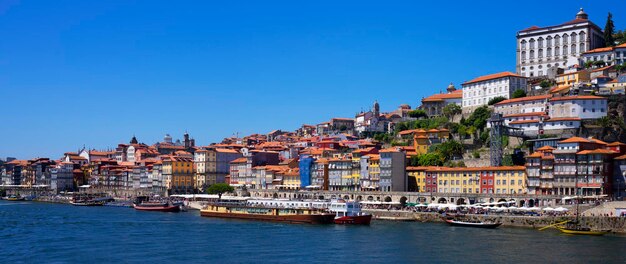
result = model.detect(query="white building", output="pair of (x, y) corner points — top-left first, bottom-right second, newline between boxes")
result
(494, 94), (552, 117)
(548, 95), (607, 119)
(581, 43), (626, 66)
(496, 94), (606, 135)
(50, 162), (74, 192)
(516, 8), (605, 77)
(461, 72), (527, 114)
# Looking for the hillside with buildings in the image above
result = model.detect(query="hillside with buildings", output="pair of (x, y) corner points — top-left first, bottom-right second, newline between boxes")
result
(2, 8), (626, 204)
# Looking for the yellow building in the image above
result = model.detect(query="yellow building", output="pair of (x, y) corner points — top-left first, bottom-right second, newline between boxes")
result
(406, 166), (427, 192)
(281, 168), (301, 190)
(422, 166), (526, 195)
(163, 155), (194, 194)
(556, 70), (590, 86)
(411, 128), (450, 155)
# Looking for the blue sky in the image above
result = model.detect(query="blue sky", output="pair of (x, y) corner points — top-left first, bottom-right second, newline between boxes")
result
(1, 0), (624, 159)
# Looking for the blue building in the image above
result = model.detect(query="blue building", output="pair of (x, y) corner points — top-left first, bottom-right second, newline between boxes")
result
(299, 155), (314, 188)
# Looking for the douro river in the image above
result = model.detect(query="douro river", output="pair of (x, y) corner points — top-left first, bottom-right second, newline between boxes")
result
(1, 201), (624, 263)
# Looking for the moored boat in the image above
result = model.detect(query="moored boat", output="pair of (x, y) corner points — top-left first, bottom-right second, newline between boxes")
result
(551, 221), (610, 236)
(5, 195), (25, 201)
(133, 201), (181, 212)
(444, 219), (502, 229)
(328, 200), (372, 225)
(70, 200), (105, 206)
(200, 199), (334, 224)
(556, 226), (609, 236)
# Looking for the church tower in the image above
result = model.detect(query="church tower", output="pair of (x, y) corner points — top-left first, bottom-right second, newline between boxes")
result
(373, 100), (380, 117)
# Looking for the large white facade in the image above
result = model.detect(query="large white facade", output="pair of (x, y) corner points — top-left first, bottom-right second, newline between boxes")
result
(548, 95), (607, 119)
(461, 72), (527, 113)
(516, 8), (604, 77)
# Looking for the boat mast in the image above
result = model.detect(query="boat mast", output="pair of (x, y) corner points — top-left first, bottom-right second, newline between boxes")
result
(574, 153), (579, 224)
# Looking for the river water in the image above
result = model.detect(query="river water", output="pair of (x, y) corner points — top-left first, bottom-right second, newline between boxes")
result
(0, 201), (624, 263)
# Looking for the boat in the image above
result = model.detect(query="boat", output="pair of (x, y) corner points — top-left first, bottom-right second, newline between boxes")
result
(444, 218), (502, 229)
(538, 172), (611, 236)
(556, 225), (610, 236)
(328, 200), (372, 225)
(133, 201), (181, 212)
(70, 200), (105, 206)
(6, 195), (25, 201)
(200, 199), (335, 224)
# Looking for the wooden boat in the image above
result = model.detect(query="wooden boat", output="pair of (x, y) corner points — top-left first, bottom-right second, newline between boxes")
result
(329, 200), (372, 225)
(200, 199), (334, 224)
(133, 202), (181, 212)
(556, 226), (610, 236)
(6, 195), (25, 201)
(444, 219), (502, 229)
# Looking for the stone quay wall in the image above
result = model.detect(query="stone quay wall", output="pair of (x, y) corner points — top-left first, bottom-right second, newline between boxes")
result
(366, 210), (626, 233)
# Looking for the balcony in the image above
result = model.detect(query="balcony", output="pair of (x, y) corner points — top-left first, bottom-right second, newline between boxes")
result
(540, 174), (554, 179)
(527, 181), (540, 187)
(540, 183), (554, 189)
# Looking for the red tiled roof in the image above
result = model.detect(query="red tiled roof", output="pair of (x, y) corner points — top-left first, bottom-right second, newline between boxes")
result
(558, 137), (606, 144)
(583, 46), (614, 54)
(422, 90), (463, 102)
(463, 72), (524, 85)
(495, 94), (552, 106)
(526, 152), (542, 158)
(509, 119), (539, 125)
(607, 142), (626, 147)
(549, 85), (571, 94)
(537, 146), (555, 151)
(577, 149), (616, 155)
(549, 95), (605, 102)
(545, 117), (581, 122)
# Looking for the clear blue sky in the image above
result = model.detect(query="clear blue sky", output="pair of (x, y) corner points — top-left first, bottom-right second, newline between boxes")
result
(1, 0), (624, 159)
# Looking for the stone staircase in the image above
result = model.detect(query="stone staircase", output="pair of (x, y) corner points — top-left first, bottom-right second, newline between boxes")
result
(582, 201), (626, 217)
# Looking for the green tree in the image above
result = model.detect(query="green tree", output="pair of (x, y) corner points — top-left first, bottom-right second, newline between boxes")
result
(442, 104), (461, 118)
(488, 96), (507, 105)
(431, 140), (464, 159)
(418, 153), (445, 166)
(593, 60), (606, 67)
(604, 12), (615, 47)
(462, 106), (492, 132)
(502, 155), (514, 166)
(584, 61), (594, 69)
(206, 183), (234, 200)
(512, 89), (527, 99)
(540, 79), (553, 89)
(615, 30), (626, 45)
(408, 109), (428, 119)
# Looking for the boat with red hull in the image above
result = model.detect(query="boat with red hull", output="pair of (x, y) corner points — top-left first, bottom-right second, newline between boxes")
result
(329, 200), (372, 225)
(133, 202), (181, 212)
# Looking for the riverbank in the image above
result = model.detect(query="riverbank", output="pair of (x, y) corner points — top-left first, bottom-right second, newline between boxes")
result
(365, 209), (626, 233)
(9, 196), (626, 234)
